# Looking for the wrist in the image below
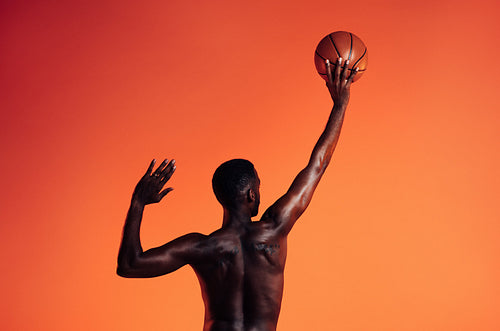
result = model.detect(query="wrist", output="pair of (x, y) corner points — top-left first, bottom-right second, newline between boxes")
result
(130, 195), (146, 209)
(332, 95), (350, 109)
(332, 103), (347, 113)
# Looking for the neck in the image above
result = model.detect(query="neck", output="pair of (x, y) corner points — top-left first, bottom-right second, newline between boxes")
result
(222, 207), (252, 228)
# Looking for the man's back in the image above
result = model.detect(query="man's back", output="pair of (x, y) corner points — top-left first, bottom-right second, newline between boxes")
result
(117, 58), (356, 330)
(191, 219), (286, 331)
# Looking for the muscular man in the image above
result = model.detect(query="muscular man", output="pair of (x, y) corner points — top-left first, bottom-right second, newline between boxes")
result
(117, 58), (358, 331)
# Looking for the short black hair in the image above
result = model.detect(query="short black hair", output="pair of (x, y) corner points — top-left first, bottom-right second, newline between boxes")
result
(212, 159), (256, 207)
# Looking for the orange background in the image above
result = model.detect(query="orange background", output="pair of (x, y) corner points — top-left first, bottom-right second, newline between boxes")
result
(1, 0), (499, 330)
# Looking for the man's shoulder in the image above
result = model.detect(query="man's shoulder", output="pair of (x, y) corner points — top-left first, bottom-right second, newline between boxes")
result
(254, 206), (288, 235)
(176, 232), (208, 247)
(181, 231), (207, 240)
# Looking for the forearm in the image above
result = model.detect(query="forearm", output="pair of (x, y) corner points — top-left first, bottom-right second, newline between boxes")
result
(308, 104), (347, 172)
(117, 198), (145, 274)
(308, 57), (354, 172)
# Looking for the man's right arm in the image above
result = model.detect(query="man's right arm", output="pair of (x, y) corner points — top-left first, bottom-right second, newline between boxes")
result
(117, 159), (206, 278)
(262, 58), (358, 235)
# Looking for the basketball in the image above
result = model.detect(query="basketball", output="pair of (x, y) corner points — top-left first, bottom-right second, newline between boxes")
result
(314, 31), (368, 82)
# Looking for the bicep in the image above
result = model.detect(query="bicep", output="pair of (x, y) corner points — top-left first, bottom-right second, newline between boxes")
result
(118, 233), (205, 278)
(264, 165), (323, 234)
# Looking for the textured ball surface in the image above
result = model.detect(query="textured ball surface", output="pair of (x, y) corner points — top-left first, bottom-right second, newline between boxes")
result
(314, 31), (368, 82)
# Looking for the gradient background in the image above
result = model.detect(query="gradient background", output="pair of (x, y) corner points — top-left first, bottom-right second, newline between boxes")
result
(1, 0), (499, 330)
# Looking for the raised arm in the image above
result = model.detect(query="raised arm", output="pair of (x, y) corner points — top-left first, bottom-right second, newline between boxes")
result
(117, 159), (205, 278)
(263, 58), (358, 234)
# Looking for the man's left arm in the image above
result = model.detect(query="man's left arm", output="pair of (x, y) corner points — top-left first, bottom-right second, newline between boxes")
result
(262, 59), (357, 235)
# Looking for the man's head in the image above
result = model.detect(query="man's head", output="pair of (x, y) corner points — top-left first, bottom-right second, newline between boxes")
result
(212, 159), (260, 216)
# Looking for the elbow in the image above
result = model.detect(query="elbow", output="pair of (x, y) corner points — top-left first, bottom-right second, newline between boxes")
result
(117, 256), (150, 278)
(117, 264), (143, 278)
(310, 151), (332, 175)
(316, 162), (328, 175)
(116, 264), (132, 278)
(117, 250), (141, 277)
(318, 151), (333, 172)
(311, 158), (329, 175)
(116, 258), (139, 278)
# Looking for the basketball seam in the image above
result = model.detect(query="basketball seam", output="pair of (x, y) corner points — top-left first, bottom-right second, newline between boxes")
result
(348, 33), (353, 61)
(315, 51), (327, 61)
(328, 34), (341, 58)
(352, 47), (367, 69)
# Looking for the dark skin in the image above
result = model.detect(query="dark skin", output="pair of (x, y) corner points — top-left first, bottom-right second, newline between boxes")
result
(117, 58), (358, 331)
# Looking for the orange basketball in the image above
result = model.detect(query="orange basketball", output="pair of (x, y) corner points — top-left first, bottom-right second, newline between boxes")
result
(314, 31), (368, 82)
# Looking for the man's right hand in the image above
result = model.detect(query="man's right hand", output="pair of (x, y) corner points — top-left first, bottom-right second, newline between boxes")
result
(325, 58), (358, 108)
(132, 159), (176, 205)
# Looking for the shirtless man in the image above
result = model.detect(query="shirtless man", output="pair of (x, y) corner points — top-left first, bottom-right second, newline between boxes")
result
(117, 58), (358, 331)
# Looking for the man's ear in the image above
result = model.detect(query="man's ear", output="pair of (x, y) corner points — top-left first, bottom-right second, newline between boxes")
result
(247, 188), (256, 202)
